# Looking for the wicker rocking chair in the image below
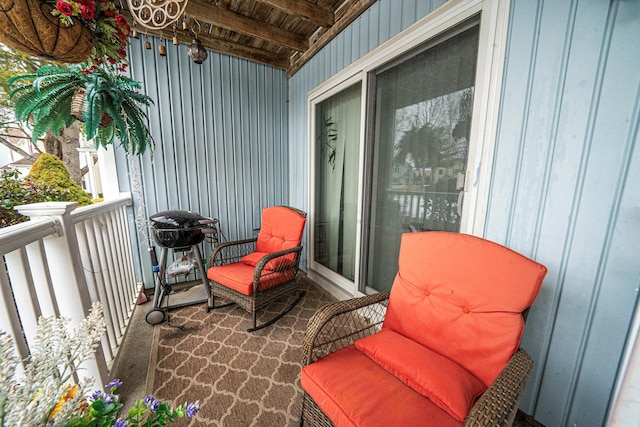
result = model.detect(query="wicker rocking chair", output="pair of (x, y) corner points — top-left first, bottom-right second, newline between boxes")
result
(300, 232), (547, 426)
(207, 206), (306, 332)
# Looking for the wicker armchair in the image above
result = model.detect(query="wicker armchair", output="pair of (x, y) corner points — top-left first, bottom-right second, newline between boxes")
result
(207, 206), (306, 332)
(300, 232), (547, 427)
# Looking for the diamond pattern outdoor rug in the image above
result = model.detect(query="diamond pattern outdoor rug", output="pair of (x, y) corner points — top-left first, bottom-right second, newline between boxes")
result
(146, 277), (335, 426)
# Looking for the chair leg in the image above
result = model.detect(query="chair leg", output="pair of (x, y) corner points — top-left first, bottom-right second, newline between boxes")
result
(206, 294), (235, 312)
(299, 393), (306, 427)
(247, 290), (306, 332)
(211, 301), (235, 309)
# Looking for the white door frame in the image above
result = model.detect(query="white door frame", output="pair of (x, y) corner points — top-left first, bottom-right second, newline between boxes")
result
(307, 0), (511, 297)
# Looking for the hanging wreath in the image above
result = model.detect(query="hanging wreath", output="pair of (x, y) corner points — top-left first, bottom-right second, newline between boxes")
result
(0, 0), (131, 67)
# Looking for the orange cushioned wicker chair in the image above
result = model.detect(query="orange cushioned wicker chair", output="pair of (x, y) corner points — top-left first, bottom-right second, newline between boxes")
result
(207, 206), (306, 332)
(300, 232), (547, 427)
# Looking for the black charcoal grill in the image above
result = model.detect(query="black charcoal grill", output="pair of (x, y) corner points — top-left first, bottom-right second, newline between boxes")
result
(146, 210), (217, 325)
(149, 210), (210, 248)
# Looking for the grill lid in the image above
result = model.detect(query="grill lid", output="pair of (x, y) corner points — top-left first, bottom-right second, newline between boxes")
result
(149, 210), (206, 229)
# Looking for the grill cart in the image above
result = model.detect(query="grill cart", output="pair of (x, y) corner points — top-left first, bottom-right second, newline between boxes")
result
(145, 210), (218, 325)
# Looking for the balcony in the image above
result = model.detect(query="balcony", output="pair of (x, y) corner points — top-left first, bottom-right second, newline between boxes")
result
(0, 0), (639, 426)
(0, 199), (545, 426)
(1, 192), (639, 427)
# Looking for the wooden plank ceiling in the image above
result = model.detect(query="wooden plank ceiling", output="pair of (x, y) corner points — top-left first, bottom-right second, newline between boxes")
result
(123, 0), (376, 76)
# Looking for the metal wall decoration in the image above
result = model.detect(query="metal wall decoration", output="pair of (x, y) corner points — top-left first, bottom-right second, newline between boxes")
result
(127, 0), (189, 30)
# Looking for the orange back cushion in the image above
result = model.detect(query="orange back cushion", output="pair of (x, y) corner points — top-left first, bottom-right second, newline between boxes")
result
(383, 232), (547, 386)
(254, 206), (306, 253)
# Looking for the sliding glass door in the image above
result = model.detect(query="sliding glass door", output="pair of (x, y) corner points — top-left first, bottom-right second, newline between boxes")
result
(364, 26), (479, 292)
(313, 82), (362, 281)
(309, 20), (483, 295)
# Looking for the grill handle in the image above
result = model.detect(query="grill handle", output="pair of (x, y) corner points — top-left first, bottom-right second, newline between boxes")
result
(198, 217), (218, 225)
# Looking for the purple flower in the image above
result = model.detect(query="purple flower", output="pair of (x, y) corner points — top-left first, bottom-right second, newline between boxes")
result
(91, 390), (103, 400)
(186, 401), (200, 419)
(102, 394), (115, 404)
(105, 379), (122, 390)
(144, 395), (160, 411)
(114, 419), (127, 427)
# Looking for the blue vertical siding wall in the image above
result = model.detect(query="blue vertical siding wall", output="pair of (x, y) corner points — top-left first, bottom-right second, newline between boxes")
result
(288, 0), (640, 426)
(486, 1), (640, 426)
(117, 37), (288, 288)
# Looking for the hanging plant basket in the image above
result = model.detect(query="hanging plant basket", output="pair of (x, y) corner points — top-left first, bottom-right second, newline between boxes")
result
(71, 87), (113, 128)
(0, 0), (93, 63)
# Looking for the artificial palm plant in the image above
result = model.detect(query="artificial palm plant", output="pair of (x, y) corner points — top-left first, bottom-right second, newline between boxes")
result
(9, 64), (154, 155)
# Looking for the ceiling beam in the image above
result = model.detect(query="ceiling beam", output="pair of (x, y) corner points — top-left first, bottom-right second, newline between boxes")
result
(180, 32), (290, 69)
(287, 0), (376, 76)
(185, 0), (309, 52)
(123, 12), (289, 69)
(255, 0), (334, 28)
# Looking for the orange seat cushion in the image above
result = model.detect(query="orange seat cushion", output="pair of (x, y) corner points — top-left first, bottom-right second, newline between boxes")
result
(207, 262), (295, 296)
(383, 232), (547, 386)
(354, 329), (485, 421)
(301, 345), (461, 427)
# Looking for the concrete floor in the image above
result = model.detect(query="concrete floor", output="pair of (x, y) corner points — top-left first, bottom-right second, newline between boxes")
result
(109, 297), (155, 410)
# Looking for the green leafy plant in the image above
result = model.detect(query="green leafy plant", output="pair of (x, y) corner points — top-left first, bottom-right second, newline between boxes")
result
(319, 117), (337, 169)
(9, 64), (154, 155)
(67, 379), (200, 427)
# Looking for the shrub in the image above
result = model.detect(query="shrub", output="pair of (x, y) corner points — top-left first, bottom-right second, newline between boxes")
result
(28, 153), (93, 207)
(0, 170), (68, 227)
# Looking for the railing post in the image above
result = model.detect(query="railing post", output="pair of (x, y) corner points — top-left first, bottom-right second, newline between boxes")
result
(15, 202), (109, 389)
(97, 145), (120, 199)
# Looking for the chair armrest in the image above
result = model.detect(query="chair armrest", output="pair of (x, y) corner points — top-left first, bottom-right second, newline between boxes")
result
(254, 246), (303, 273)
(208, 238), (257, 267)
(301, 291), (390, 365)
(251, 246), (303, 292)
(463, 348), (534, 427)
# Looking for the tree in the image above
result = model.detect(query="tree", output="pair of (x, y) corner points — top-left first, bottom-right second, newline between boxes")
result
(394, 122), (450, 169)
(0, 45), (88, 184)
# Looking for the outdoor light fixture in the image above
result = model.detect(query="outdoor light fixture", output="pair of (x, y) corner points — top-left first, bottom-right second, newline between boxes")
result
(186, 19), (208, 64)
(127, 0), (189, 30)
(187, 37), (208, 64)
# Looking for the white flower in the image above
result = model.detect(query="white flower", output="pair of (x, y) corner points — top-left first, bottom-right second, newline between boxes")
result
(0, 302), (106, 426)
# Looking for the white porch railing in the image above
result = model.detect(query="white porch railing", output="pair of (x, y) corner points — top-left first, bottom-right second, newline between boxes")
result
(0, 195), (139, 389)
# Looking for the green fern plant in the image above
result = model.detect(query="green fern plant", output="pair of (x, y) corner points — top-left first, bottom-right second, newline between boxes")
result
(9, 64), (154, 155)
